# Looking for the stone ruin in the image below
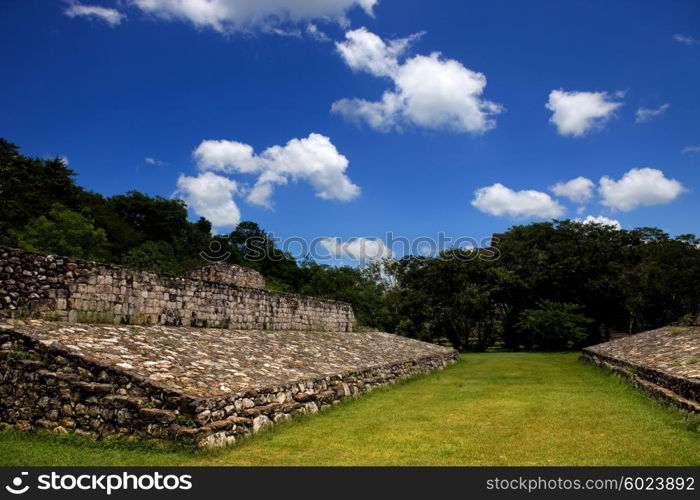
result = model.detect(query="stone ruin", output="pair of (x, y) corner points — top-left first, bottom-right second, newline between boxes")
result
(186, 262), (266, 289)
(583, 326), (700, 413)
(0, 247), (457, 447)
(0, 247), (353, 331)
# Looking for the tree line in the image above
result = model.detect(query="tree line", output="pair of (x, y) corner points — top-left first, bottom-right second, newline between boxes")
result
(2, 138), (698, 350)
(382, 222), (700, 350)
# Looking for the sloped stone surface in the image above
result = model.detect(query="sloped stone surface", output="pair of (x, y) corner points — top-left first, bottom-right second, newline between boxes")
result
(0, 320), (457, 446)
(582, 326), (700, 411)
(1, 321), (453, 398)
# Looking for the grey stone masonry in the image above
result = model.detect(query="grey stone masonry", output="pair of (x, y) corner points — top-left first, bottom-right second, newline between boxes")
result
(582, 326), (700, 413)
(187, 263), (266, 289)
(0, 320), (458, 447)
(0, 246), (354, 332)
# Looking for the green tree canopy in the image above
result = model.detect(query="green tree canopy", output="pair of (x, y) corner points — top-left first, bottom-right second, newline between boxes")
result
(11, 204), (108, 261)
(518, 301), (593, 351)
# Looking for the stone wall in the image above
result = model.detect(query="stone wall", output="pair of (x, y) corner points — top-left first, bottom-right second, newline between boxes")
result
(0, 246), (354, 332)
(0, 322), (458, 447)
(186, 263), (265, 289)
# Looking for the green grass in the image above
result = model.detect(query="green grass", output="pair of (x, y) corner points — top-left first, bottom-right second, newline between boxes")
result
(1, 353), (699, 466)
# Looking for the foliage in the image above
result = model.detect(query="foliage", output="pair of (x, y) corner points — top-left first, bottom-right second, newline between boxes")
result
(517, 301), (593, 350)
(11, 204), (108, 261)
(296, 260), (395, 329)
(386, 220), (700, 350)
(0, 139), (81, 242)
(121, 241), (180, 275)
(386, 251), (506, 350)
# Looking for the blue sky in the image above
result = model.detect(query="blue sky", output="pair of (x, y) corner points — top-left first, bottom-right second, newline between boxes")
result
(1, 0), (699, 261)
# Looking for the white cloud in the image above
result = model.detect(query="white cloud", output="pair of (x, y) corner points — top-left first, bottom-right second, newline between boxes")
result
(332, 93), (402, 131)
(546, 89), (622, 137)
(130, 0), (377, 34)
(175, 171), (241, 228)
(320, 237), (391, 261)
(635, 103), (670, 123)
(673, 34), (699, 45)
(332, 28), (503, 134)
(193, 140), (259, 173)
(550, 176), (595, 204)
(193, 133), (360, 209)
(599, 168), (686, 212)
(578, 215), (621, 229)
(471, 183), (565, 219)
(335, 27), (422, 77)
(305, 23), (330, 42)
(271, 27), (302, 38)
(64, 2), (125, 26)
(682, 145), (700, 155)
(145, 156), (167, 166)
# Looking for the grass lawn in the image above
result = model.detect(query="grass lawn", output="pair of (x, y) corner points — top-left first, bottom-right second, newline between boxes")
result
(1, 352), (698, 466)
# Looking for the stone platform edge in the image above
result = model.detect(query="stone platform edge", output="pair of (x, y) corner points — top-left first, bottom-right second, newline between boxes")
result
(0, 326), (459, 448)
(581, 348), (700, 413)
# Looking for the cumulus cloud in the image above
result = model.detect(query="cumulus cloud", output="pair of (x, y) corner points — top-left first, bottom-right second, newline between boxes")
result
(578, 215), (621, 229)
(335, 27), (422, 77)
(550, 176), (595, 205)
(599, 168), (685, 212)
(129, 0), (377, 34)
(546, 89), (622, 137)
(673, 34), (699, 45)
(471, 183), (565, 219)
(682, 145), (700, 155)
(64, 2), (125, 26)
(192, 133), (360, 210)
(332, 28), (503, 134)
(320, 237), (391, 262)
(193, 140), (259, 173)
(175, 171), (241, 228)
(635, 103), (670, 123)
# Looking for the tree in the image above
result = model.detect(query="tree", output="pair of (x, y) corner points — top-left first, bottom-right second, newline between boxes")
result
(517, 301), (593, 350)
(386, 251), (504, 350)
(108, 191), (191, 244)
(12, 204), (108, 261)
(0, 139), (81, 242)
(225, 221), (303, 289)
(297, 260), (393, 329)
(122, 241), (180, 275)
